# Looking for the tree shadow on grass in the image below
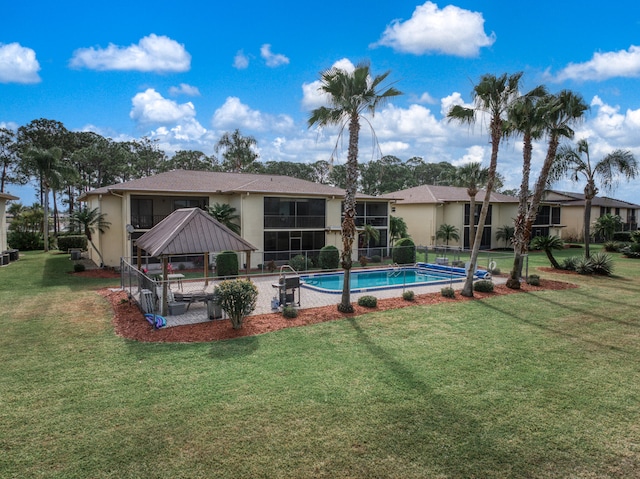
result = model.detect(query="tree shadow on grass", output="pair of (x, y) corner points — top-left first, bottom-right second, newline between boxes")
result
(42, 253), (118, 290)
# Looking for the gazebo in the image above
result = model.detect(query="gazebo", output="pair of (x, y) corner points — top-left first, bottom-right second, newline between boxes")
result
(135, 207), (257, 315)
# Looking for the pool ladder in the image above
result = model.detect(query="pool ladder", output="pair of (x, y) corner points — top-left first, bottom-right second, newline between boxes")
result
(387, 263), (402, 278)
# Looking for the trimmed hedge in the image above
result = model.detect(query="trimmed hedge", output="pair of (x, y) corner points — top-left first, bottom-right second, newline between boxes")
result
(216, 250), (239, 277)
(57, 235), (88, 252)
(473, 280), (494, 293)
(7, 231), (43, 251)
(318, 245), (340, 270)
(392, 237), (416, 264)
(612, 231), (632, 242)
(357, 295), (378, 308)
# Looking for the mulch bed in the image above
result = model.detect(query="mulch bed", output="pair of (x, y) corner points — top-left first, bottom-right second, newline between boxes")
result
(95, 275), (577, 343)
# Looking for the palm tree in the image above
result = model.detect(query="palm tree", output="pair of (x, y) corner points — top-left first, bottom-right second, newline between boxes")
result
(495, 225), (515, 249)
(359, 224), (380, 257)
(451, 162), (489, 251)
(592, 213), (622, 242)
(389, 215), (408, 248)
(552, 139), (637, 257)
(308, 62), (402, 312)
(435, 223), (460, 247)
(70, 206), (111, 267)
(205, 203), (241, 234)
(506, 90), (588, 289)
(24, 147), (75, 252)
(447, 72), (523, 297)
(530, 235), (564, 269)
(215, 129), (258, 173)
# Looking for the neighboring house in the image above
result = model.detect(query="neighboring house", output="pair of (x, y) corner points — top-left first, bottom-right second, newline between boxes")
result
(78, 170), (391, 268)
(542, 190), (640, 241)
(382, 185), (519, 249)
(1, 192), (19, 253)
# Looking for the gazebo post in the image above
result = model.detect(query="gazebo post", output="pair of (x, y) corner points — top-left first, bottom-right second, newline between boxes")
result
(136, 245), (141, 270)
(245, 251), (251, 277)
(162, 256), (169, 316)
(204, 252), (209, 287)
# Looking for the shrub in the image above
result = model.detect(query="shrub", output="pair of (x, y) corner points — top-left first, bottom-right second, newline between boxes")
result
(57, 235), (88, 252)
(357, 295), (377, 308)
(213, 279), (258, 329)
(216, 251), (239, 277)
(392, 237), (416, 265)
(631, 231), (640, 243)
(473, 280), (494, 293)
(73, 263), (86, 272)
(267, 260), (277, 272)
(402, 290), (415, 301)
(289, 254), (311, 272)
(602, 241), (620, 252)
(612, 231), (632, 242)
(7, 231), (43, 251)
(561, 256), (580, 271)
(282, 305), (298, 319)
(575, 256), (594, 275)
(371, 254), (382, 263)
(589, 252), (614, 276)
(621, 241), (640, 258)
(441, 287), (455, 298)
(318, 245), (340, 270)
(358, 255), (369, 267)
(527, 274), (540, 286)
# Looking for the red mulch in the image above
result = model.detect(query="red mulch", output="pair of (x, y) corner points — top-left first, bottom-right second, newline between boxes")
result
(72, 268), (121, 279)
(96, 276), (577, 343)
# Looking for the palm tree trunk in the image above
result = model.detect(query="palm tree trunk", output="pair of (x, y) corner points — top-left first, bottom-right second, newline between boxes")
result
(43, 184), (49, 252)
(584, 197), (592, 258)
(339, 114), (360, 313)
(468, 196), (476, 252)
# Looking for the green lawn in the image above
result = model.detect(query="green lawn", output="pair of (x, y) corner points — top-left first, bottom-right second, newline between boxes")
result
(1, 250), (639, 478)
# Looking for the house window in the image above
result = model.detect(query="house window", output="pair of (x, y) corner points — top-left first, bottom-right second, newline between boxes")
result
(464, 204), (492, 249)
(173, 198), (205, 210)
(131, 198), (153, 229)
(264, 197), (325, 229)
(263, 230), (326, 262)
(352, 201), (388, 227)
(464, 204), (492, 226)
(551, 207), (561, 225)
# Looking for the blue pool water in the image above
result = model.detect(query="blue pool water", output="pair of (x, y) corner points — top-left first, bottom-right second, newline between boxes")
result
(300, 265), (468, 293)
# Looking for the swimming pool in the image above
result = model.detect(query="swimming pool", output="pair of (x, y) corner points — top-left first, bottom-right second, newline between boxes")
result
(300, 264), (477, 293)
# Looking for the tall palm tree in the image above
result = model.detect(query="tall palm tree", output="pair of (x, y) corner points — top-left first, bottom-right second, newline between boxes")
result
(435, 224), (460, 247)
(308, 62), (402, 312)
(389, 215), (408, 248)
(205, 202), (241, 234)
(447, 72), (523, 297)
(70, 206), (111, 267)
(451, 162), (489, 251)
(506, 90), (588, 288)
(24, 147), (74, 252)
(552, 139), (637, 257)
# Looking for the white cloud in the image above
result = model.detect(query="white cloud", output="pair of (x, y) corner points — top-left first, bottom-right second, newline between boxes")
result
(211, 96), (294, 132)
(451, 145), (486, 166)
(233, 50), (249, 69)
(0, 43), (41, 83)
(552, 45), (640, 82)
(70, 34), (191, 72)
(301, 58), (356, 110)
(130, 88), (196, 124)
(372, 103), (445, 140)
(168, 83), (200, 96)
(260, 44), (289, 67)
(372, 1), (495, 57)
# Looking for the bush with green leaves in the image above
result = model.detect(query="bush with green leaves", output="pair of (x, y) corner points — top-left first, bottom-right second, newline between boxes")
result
(602, 241), (620, 252)
(527, 274), (540, 286)
(213, 279), (258, 329)
(318, 245), (340, 270)
(473, 280), (494, 293)
(73, 263), (86, 273)
(358, 255), (369, 267)
(57, 235), (88, 252)
(216, 251), (239, 277)
(561, 256), (580, 271)
(392, 237), (416, 265)
(621, 241), (640, 258)
(441, 287), (455, 298)
(589, 252), (614, 276)
(289, 254), (311, 272)
(371, 254), (382, 263)
(402, 290), (415, 301)
(7, 231), (43, 251)
(357, 295), (377, 308)
(612, 231), (632, 242)
(575, 256), (594, 275)
(282, 305), (298, 319)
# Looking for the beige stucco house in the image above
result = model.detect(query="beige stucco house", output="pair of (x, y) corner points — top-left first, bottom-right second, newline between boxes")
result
(542, 190), (639, 241)
(1, 192), (19, 253)
(78, 170), (392, 268)
(382, 185), (520, 249)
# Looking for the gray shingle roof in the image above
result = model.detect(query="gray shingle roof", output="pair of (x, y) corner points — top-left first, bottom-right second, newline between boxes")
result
(80, 169), (377, 199)
(545, 190), (640, 208)
(135, 207), (256, 257)
(381, 184), (518, 204)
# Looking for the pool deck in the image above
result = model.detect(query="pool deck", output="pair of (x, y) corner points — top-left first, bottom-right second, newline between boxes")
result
(155, 272), (506, 328)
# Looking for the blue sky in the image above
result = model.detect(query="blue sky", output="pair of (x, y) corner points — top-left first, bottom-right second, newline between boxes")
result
(3, 0), (640, 205)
